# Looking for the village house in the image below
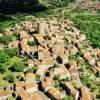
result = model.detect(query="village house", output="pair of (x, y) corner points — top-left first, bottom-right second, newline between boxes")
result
(48, 28), (57, 37)
(68, 60), (79, 79)
(27, 59), (35, 68)
(96, 61), (100, 68)
(33, 33), (45, 47)
(28, 36), (35, 42)
(0, 33), (4, 37)
(59, 51), (69, 64)
(50, 64), (71, 80)
(94, 66), (100, 73)
(64, 35), (72, 43)
(91, 66), (98, 74)
(45, 39), (56, 48)
(41, 76), (55, 92)
(8, 40), (19, 48)
(47, 87), (65, 100)
(0, 43), (4, 50)
(31, 91), (50, 100)
(80, 86), (92, 100)
(72, 27), (80, 36)
(69, 68), (79, 79)
(19, 31), (29, 40)
(62, 82), (79, 100)
(33, 59), (41, 66)
(36, 68), (45, 80)
(14, 81), (25, 89)
(96, 50), (100, 58)
(55, 32), (65, 39)
(20, 40), (37, 58)
(54, 91), (66, 100)
(12, 24), (22, 33)
(0, 90), (12, 100)
(75, 42), (83, 49)
(52, 42), (66, 62)
(70, 60), (77, 68)
(70, 36), (79, 44)
(24, 83), (38, 93)
(15, 87), (30, 100)
(38, 46), (51, 60)
(79, 34), (86, 42)
(25, 73), (36, 83)
(20, 21), (34, 33)
(36, 58), (54, 80)
(84, 52), (95, 66)
(67, 31), (77, 36)
(39, 58), (54, 68)
(19, 38), (30, 55)
(3, 28), (12, 35)
(29, 46), (38, 57)
(69, 45), (78, 55)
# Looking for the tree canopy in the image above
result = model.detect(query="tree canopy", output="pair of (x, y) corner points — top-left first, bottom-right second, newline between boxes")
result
(0, 0), (71, 13)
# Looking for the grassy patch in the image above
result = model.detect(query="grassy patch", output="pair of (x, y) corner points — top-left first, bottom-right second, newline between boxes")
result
(0, 71), (23, 87)
(0, 20), (18, 33)
(71, 14), (100, 48)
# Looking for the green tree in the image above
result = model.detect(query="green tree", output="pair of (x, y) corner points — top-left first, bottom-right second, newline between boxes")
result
(72, 81), (80, 89)
(3, 74), (15, 83)
(81, 76), (91, 87)
(38, 0), (70, 8)
(0, 64), (6, 73)
(0, 35), (13, 45)
(0, 51), (10, 63)
(10, 60), (24, 72)
(4, 48), (18, 57)
(62, 96), (73, 100)
(28, 41), (37, 46)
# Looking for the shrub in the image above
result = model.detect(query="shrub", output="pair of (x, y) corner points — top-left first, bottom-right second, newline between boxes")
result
(12, 32), (19, 39)
(62, 96), (73, 100)
(81, 76), (91, 87)
(9, 60), (24, 72)
(43, 34), (50, 40)
(0, 35), (13, 45)
(3, 74), (15, 83)
(96, 94), (100, 99)
(28, 41), (37, 46)
(72, 81), (80, 89)
(52, 63), (60, 68)
(26, 66), (37, 73)
(38, 0), (70, 8)
(35, 75), (41, 81)
(0, 64), (6, 73)
(0, 51), (10, 63)
(4, 48), (18, 57)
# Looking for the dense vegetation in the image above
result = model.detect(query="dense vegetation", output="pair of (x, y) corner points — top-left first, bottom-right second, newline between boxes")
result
(0, 48), (24, 86)
(72, 14), (100, 48)
(0, 0), (71, 13)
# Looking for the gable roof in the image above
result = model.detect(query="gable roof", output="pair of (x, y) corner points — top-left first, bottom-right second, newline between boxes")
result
(80, 86), (91, 100)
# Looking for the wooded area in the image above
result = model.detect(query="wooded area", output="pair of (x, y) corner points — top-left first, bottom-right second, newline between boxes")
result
(0, 0), (77, 13)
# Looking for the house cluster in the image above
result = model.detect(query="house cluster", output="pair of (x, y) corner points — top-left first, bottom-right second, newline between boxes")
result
(80, 1), (100, 11)
(0, 80), (49, 100)
(0, 17), (99, 100)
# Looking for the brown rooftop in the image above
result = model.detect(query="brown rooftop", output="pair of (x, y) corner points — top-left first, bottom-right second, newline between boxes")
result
(80, 86), (91, 100)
